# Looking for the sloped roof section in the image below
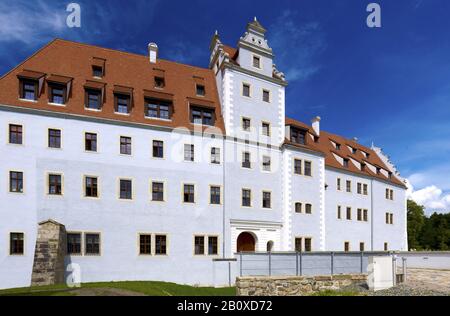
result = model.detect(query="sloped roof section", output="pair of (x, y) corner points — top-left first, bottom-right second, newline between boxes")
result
(0, 38), (225, 134)
(285, 117), (406, 188)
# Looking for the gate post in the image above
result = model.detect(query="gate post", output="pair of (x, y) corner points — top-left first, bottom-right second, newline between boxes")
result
(360, 251), (364, 273)
(268, 251), (272, 276)
(296, 252), (299, 276)
(239, 252), (243, 277)
(331, 252), (334, 275)
(299, 251), (303, 276)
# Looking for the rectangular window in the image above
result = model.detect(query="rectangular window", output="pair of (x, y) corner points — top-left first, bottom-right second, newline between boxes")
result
(208, 236), (218, 255)
(295, 202), (302, 213)
(184, 144), (194, 162)
(92, 66), (103, 78)
(294, 159), (302, 175)
(385, 188), (390, 199)
(152, 140), (164, 158)
(139, 234), (151, 255)
(48, 129), (61, 149)
(85, 89), (101, 110)
(210, 186), (221, 205)
(357, 183), (362, 194)
(304, 238), (312, 252)
(384, 242), (388, 251)
(242, 189), (251, 207)
(85, 176), (98, 198)
(20, 80), (37, 100)
(211, 147), (220, 164)
(357, 209), (362, 221)
(390, 213), (394, 225)
(343, 159), (349, 168)
(49, 84), (65, 104)
(305, 204), (312, 214)
(190, 106), (214, 126)
(337, 178), (341, 191)
(9, 171), (23, 193)
(363, 184), (368, 195)
(9, 124), (23, 144)
(344, 242), (350, 252)
(183, 184), (195, 203)
(67, 233), (81, 255)
(262, 191), (271, 209)
(290, 128), (306, 145)
(10, 232), (24, 255)
(262, 122), (270, 136)
(152, 182), (164, 201)
(295, 238), (302, 252)
(155, 235), (167, 255)
(360, 242), (365, 252)
(119, 179), (132, 200)
(346, 207), (352, 220)
(262, 90), (270, 103)
(85, 233), (100, 255)
(194, 236), (205, 255)
(346, 180), (352, 193)
(115, 95), (130, 114)
(363, 209), (368, 222)
(120, 136), (132, 155)
(262, 156), (271, 172)
(242, 83), (250, 97)
(85, 133), (97, 152)
(196, 84), (205, 96)
(145, 98), (172, 120)
(154, 76), (165, 88)
(48, 174), (62, 195)
(253, 56), (261, 68)
(242, 118), (251, 131)
(337, 206), (341, 219)
(304, 161), (312, 176)
(390, 190), (394, 200)
(242, 152), (251, 169)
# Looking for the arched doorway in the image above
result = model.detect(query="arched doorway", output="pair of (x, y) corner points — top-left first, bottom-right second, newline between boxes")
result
(237, 232), (256, 252)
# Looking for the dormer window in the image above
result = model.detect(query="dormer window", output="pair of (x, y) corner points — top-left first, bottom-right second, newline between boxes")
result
(196, 84), (205, 96)
(352, 148), (357, 154)
(155, 76), (165, 88)
(21, 80), (37, 100)
(190, 106), (214, 126)
(361, 163), (366, 171)
(92, 66), (103, 78)
(336, 143), (341, 150)
(146, 98), (172, 120)
(290, 127), (306, 145)
(253, 55), (261, 69)
(17, 70), (46, 101)
(343, 159), (349, 168)
(85, 89), (101, 110)
(48, 84), (66, 104)
(376, 167), (381, 175)
(114, 86), (133, 114)
(116, 95), (129, 114)
(91, 57), (106, 78)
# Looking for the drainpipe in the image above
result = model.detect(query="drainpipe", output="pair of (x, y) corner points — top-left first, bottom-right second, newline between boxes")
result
(371, 179), (374, 251)
(222, 135), (226, 258)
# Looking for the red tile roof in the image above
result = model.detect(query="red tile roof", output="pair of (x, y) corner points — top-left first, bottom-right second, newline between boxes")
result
(0, 38), (225, 133)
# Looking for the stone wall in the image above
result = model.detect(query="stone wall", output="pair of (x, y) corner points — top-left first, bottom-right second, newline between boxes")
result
(236, 274), (367, 296)
(31, 220), (67, 286)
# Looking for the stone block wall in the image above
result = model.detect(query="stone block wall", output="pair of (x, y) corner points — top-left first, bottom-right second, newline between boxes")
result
(31, 220), (67, 286)
(236, 274), (367, 296)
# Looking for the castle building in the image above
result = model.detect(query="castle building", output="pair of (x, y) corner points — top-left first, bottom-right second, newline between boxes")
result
(0, 19), (407, 289)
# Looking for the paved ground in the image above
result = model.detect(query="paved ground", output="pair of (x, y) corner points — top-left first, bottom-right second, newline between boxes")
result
(404, 268), (450, 294)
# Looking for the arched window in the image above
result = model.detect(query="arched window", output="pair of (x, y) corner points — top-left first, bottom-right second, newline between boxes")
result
(266, 241), (274, 252)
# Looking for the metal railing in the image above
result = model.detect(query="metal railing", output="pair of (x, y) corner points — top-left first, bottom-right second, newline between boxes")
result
(237, 251), (391, 277)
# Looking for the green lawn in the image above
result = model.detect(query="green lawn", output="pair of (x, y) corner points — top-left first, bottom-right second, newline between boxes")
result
(0, 281), (236, 296)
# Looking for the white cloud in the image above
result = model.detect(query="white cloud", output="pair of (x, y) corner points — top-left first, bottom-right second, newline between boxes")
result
(268, 10), (326, 82)
(0, 0), (66, 44)
(406, 180), (450, 215)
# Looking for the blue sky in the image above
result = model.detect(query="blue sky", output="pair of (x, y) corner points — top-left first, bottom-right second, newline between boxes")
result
(0, 0), (449, 213)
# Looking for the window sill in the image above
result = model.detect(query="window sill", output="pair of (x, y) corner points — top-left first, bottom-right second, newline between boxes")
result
(145, 116), (172, 122)
(19, 98), (37, 103)
(114, 112), (131, 116)
(85, 107), (102, 112)
(48, 102), (66, 107)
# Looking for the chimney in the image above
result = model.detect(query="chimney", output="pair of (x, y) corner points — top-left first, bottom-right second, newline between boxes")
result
(148, 43), (158, 63)
(311, 116), (321, 136)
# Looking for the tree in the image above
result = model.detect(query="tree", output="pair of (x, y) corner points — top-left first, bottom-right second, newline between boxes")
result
(407, 199), (425, 250)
